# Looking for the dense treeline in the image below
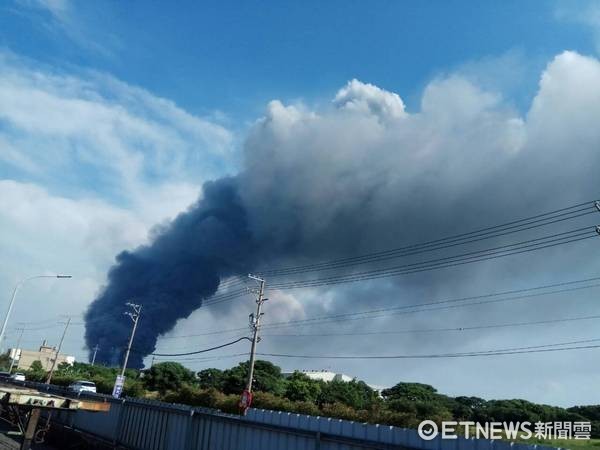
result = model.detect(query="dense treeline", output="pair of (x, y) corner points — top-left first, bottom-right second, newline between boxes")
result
(2, 356), (598, 438)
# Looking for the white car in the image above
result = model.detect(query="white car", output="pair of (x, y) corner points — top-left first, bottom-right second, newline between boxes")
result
(68, 380), (97, 394)
(10, 373), (25, 382)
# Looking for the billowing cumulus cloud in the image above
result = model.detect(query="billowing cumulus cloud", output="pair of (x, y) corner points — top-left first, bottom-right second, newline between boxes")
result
(333, 78), (406, 121)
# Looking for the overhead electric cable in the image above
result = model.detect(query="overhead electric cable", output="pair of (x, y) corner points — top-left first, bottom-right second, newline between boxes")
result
(258, 200), (598, 276)
(260, 277), (600, 330)
(257, 337), (600, 360)
(157, 276), (600, 339)
(269, 228), (597, 289)
(262, 313), (600, 337)
(138, 336), (251, 357)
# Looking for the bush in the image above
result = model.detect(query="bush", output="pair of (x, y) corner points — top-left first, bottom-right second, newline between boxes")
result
(92, 376), (116, 395)
(321, 402), (361, 421)
(48, 374), (76, 387)
(25, 370), (46, 382)
(161, 385), (240, 414)
(123, 380), (146, 398)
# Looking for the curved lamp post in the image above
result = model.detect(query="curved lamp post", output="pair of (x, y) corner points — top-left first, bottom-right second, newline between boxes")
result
(0, 275), (72, 351)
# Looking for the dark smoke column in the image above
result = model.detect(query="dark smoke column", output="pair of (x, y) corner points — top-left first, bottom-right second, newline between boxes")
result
(84, 177), (255, 368)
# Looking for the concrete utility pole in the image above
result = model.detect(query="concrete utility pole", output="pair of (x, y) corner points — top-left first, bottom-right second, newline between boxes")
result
(46, 316), (71, 384)
(0, 275), (71, 351)
(8, 327), (24, 373)
(121, 302), (142, 377)
(91, 344), (100, 366)
(245, 275), (266, 393)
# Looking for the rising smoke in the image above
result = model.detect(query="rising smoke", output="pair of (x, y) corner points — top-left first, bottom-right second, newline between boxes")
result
(84, 177), (256, 367)
(85, 51), (600, 367)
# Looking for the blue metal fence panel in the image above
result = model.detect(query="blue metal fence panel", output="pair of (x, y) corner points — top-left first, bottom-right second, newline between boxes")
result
(33, 388), (565, 450)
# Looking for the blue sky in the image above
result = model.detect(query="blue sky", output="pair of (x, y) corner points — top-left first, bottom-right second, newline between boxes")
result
(2, 1), (600, 406)
(2, 1), (596, 118)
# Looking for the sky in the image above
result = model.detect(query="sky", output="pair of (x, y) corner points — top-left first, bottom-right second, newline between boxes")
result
(2, 0), (600, 407)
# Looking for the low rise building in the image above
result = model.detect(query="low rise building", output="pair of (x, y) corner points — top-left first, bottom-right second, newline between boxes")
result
(282, 369), (353, 383)
(9, 340), (75, 371)
(282, 369), (386, 395)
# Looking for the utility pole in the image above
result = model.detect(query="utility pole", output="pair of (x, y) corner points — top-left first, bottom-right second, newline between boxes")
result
(245, 275), (266, 394)
(121, 303), (142, 377)
(112, 303), (141, 398)
(46, 317), (71, 384)
(8, 327), (24, 373)
(91, 344), (100, 366)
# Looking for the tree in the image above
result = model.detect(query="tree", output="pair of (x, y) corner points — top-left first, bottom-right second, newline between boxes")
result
(319, 379), (377, 410)
(144, 362), (195, 393)
(284, 371), (322, 403)
(382, 382), (438, 402)
(222, 360), (285, 395)
(197, 368), (225, 390)
(30, 360), (44, 372)
(451, 396), (487, 420)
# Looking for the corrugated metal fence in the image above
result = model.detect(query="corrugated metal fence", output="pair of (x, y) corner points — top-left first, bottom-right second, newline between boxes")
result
(16, 381), (560, 450)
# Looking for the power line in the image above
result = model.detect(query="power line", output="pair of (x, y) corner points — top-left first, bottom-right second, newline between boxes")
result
(260, 276), (600, 331)
(158, 327), (250, 340)
(258, 200), (597, 276)
(257, 337), (600, 360)
(72, 288), (249, 331)
(71, 214), (599, 332)
(152, 332), (250, 354)
(269, 228), (597, 289)
(152, 353), (250, 363)
(262, 313), (600, 337)
(154, 276), (600, 339)
(138, 310), (600, 356)
(138, 336), (251, 357)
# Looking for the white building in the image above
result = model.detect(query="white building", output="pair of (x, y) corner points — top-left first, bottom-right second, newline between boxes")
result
(282, 370), (353, 383)
(282, 369), (386, 395)
(9, 340), (75, 371)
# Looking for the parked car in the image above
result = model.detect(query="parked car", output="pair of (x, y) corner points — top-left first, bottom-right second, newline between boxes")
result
(68, 380), (97, 394)
(10, 373), (25, 382)
(0, 371), (10, 380)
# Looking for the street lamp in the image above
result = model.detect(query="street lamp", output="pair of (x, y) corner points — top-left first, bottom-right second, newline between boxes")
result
(0, 275), (72, 351)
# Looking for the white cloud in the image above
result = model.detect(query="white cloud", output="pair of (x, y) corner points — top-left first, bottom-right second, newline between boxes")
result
(333, 79), (406, 122)
(0, 52), (234, 219)
(0, 53), (235, 359)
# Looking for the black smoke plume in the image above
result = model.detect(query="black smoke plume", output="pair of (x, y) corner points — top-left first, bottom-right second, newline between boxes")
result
(85, 64), (600, 368)
(84, 177), (255, 367)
